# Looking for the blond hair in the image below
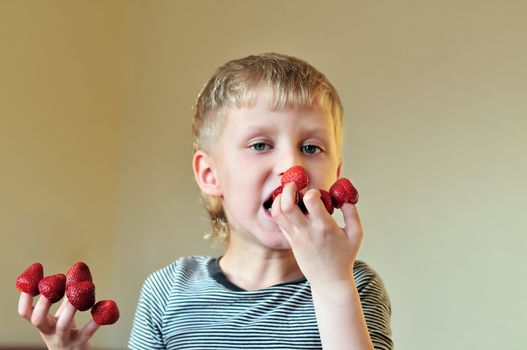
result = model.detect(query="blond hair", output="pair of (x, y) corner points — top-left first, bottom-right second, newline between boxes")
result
(192, 53), (344, 244)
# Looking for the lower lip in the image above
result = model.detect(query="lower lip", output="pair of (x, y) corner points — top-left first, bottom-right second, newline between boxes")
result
(264, 207), (273, 219)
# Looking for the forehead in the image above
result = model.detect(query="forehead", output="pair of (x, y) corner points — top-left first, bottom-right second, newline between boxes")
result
(222, 92), (335, 137)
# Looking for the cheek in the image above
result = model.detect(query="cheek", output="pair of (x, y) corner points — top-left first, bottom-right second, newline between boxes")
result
(224, 187), (258, 212)
(237, 156), (269, 182)
(219, 152), (269, 197)
(222, 193), (260, 227)
(311, 167), (339, 190)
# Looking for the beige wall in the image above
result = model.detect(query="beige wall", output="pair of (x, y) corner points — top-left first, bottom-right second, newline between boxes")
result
(1, 1), (526, 349)
(0, 1), (128, 347)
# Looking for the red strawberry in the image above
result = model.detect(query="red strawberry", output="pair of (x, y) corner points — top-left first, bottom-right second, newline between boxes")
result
(296, 190), (334, 215)
(297, 193), (309, 214)
(38, 274), (66, 303)
(91, 300), (120, 325)
(329, 178), (359, 208)
(281, 166), (309, 191)
(16, 263), (44, 296)
(319, 189), (334, 215)
(67, 281), (95, 311)
(349, 186), (359, 204)
(271, 186), (283, 201)
(272, 185), (303, 204)
(66, 262), (92, 287)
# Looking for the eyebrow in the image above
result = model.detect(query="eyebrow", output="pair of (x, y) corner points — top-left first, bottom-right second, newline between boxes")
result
(241, 124), (333, 141)
(240, 125), (278, 137)
(303, 127), (333, 139)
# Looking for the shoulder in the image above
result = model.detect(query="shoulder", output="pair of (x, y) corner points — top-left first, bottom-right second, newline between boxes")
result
(353, 260), (391, 309)
(150, 255), (212, 277)
(129, 256), (217, 349)
(141, 256), (214, 299)
(353, 260), (393, 347)
(352, 259), (379, 277)
(353, 260), (388, 292)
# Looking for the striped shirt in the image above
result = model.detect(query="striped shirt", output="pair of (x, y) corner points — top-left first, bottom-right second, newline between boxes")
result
(129, 256), (393, 349)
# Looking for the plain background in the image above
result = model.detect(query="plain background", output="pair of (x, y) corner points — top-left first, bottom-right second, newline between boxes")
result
(1, 1), (526, 349)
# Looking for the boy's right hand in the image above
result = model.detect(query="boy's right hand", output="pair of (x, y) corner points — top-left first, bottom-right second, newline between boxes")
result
(18, 292), (99, 350)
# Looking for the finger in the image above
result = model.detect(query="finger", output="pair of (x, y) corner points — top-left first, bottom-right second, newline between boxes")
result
(280, 182), (298, 212)
(55, 301), (77, 339)
(18, 292), (34, 321)
(77, 319), (100, 344)
(31, 295), (53, 334)
(302, 189), (331, 221)
(341, 203), (364, 239)
(54, 296), (68, 318)
(271, 193), (293, 235)
(279, 183), (306, 225)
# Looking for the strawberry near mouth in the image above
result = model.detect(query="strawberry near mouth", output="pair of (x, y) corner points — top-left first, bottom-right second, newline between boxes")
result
(262, 188), (309, 215)
(260, 167), (356, 217)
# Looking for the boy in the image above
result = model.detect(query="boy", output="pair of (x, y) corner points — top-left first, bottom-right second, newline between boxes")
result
(18, 53), (392, 349)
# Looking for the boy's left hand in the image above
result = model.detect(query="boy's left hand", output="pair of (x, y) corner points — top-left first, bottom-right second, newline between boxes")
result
(271, 183), (363, 287)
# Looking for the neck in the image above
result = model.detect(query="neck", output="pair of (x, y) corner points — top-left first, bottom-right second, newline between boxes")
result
(219, 237), (304, 291)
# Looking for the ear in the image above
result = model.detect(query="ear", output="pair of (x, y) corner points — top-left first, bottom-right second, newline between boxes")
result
(193, 150), (222, 196)
(336, 159), (342, 179)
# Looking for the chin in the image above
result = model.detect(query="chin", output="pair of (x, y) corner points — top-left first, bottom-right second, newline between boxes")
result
(266, 239), (291, 250)
(260, 229), (292, 250)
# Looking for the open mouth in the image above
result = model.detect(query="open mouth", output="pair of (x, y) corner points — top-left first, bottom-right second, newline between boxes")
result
(262, 189), (308, 214)
(263, 186), (283, 212)
(263, 196), (274, 211)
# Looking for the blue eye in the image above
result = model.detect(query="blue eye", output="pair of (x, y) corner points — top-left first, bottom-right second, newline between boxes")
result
(251, 143), (271, 151)
(302, 144), (321, 154)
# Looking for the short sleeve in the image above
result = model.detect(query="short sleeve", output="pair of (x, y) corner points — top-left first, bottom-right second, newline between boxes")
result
(128, 273), (167, 349)
(354, 261), (393, 350)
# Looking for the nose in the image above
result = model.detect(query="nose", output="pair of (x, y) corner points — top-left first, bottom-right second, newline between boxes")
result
(276, 145), (305, 176)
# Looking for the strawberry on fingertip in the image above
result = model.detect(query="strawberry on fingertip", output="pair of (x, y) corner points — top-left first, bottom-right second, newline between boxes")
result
(67, 280), (96, 311)
(91, 300), (120, 325)
(319, 189), (334, 215)
(281, 165), (309, 191)
(271, 186), (283, 201)
(38, 273), (66, 303)
(66, 261), (93, 287)
(16, 263), (44, 296)
(329, 178), (359, 208)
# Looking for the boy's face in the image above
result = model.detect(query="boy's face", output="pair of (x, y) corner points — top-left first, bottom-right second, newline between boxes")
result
(208, 92), (342, 250)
